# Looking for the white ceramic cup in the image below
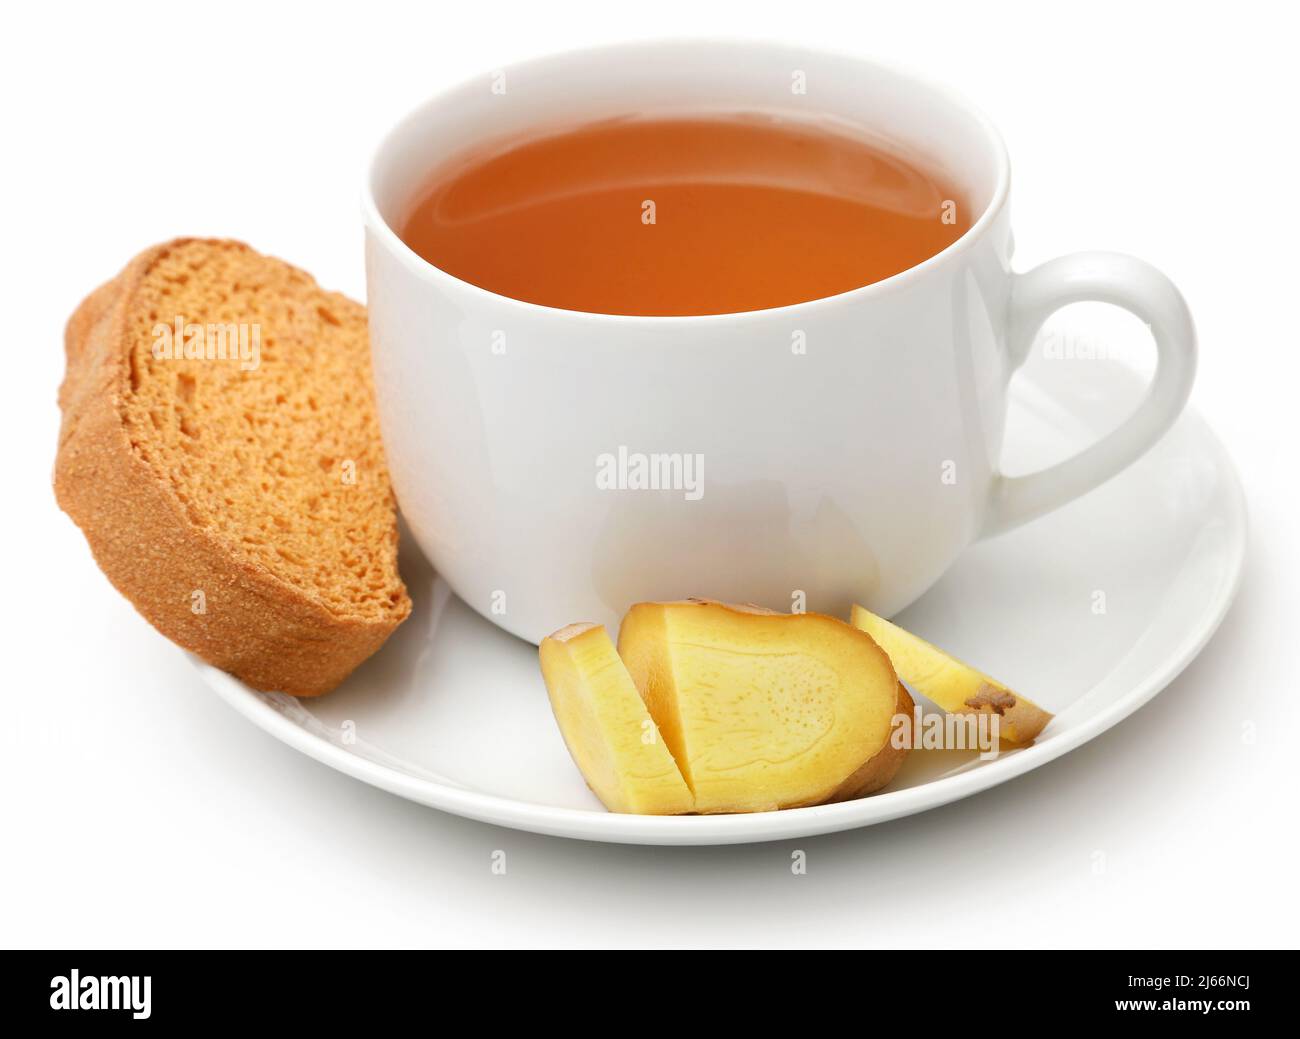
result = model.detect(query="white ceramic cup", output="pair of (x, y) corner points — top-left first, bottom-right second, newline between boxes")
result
(363, 40), (1196, 645)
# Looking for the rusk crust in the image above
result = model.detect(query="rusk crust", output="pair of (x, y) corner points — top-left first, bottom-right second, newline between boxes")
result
(54, 240), (410, 696)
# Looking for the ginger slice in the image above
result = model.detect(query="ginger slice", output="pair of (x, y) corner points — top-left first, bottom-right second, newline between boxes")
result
(850, 605), (1053, 744)
(539, 623), (694, 815)
(617, 600), (907, 814)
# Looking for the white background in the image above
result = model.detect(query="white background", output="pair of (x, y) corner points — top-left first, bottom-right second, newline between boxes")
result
(3, 0), (1297, 948)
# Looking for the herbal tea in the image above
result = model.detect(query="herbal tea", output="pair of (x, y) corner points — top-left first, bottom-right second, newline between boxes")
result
(400, 114), (970, 316)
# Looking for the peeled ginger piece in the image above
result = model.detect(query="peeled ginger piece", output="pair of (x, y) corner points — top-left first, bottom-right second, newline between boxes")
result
(850, 604), (1052, 744)
(617, 600), (910, 814)
(539, 622), (694, 814)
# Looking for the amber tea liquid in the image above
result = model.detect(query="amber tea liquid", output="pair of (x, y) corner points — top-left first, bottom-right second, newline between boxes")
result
(400, 114), (970, 316)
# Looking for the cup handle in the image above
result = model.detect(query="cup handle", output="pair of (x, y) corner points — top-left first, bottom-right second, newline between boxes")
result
(981, 251), (1197, 537)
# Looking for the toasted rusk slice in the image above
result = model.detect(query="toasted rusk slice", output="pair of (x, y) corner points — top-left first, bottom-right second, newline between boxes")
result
(54, 239), (409, 695)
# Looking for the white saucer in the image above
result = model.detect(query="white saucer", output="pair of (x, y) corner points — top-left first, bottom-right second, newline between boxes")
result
(194, 351), (1246, 845)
